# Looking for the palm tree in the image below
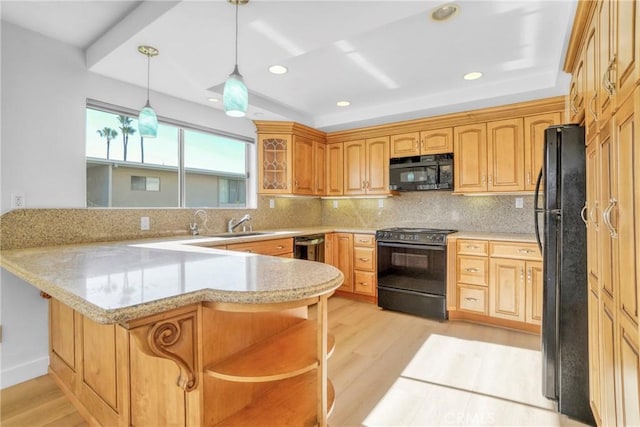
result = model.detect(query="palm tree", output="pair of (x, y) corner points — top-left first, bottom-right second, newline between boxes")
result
(96, 127), (118, 159)
(116, 115), (136, 161)
(140, 136), (145, 163)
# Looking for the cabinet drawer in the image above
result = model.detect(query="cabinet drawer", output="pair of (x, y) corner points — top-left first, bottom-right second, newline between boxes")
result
(353, 234), (375, 247)
(354, 247), (375, 271)
(457, 240), (489, 256)
(458, 285), (488, 314)
(457, 256), (488, 286)
(490, 241), (540, 260)
(227, 238), (293, 256)
(354, 271), (376, 296)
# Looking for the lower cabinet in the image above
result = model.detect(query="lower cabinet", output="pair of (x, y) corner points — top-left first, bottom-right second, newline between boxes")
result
(449, 237), (542, 332)
(226, 237), (293, 257)
(48, 295), (335, 426)
(325, 232), (377, 302)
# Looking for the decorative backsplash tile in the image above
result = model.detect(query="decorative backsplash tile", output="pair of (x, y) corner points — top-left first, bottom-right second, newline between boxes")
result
(0, 193), (535, 250)
(321, 192), (535, 234)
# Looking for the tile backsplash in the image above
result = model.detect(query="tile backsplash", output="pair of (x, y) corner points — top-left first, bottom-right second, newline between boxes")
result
(321, 192), (536, 233)
(0, 193), (535, 250)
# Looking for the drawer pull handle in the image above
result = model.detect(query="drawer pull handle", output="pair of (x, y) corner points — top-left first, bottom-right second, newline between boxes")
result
(276, 245), (284, 249)
(466, 245), (479, 249)
(518, 249), (534, 254)
(359, 282), (368, 286)
(465, 268), (480, 273)
(358, 240), (369, 243)
(465, 297), (478, 302)
(359, 258), (369, 262)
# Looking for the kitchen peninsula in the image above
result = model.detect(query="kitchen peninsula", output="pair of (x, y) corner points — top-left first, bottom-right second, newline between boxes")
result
(0, 237), (344, 426)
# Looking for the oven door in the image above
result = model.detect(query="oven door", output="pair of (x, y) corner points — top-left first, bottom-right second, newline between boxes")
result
(377, 242), (446, 295)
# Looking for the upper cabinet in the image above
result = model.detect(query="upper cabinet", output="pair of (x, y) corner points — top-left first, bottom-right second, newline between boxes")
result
(454, 118), (524, 193)
(454, 123), (487, 193)
(390, 128), (453, 158)
(326, 143), (343, 196)
(344, 137), (389, 195)
(523, 113), (562, 191)
(255, 121), (326, 196)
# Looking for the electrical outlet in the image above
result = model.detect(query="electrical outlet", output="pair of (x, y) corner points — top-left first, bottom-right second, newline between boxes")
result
(333, 200), (339, 209)
(140, 216), (150, 230)
(269, 199), (275, 209)
(378, 199), (384, 208)
(515, 197), (524, 209)
(11, 192), (25, 209)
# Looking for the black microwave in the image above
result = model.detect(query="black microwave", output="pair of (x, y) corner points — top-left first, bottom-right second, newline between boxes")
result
(389, 153), (453, 191)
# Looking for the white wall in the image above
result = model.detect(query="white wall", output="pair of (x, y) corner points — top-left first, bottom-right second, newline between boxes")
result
(0, 21), (257, 388)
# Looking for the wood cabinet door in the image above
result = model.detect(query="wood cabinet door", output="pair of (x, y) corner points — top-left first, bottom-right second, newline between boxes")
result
(258, 133), (292, 194)
(525, 261), (542, 325)
(586, 140), (601, 284)
(365, 137), (389, 194)
(487, 118), (524, 192)
(614, 90), (639, 327)
(50, 298), (76, 369)
(454, 123), (487, 193)
(420, 128), (453, 154)
(600, 297), (618, 426)
(324, 233), (334, 266)
(524, 113), (561, 190)
(335, 233), (354, 292)
(597, 0), (615, 124)
(390, 132), (419, 158)
(489, 258), (525, 322)
(326, 143), (343, 196)
(343, 140), (366, 195)
(292, 135), (315, 195)
(588, 284), (602, 425)
(584, 17), (599, 137)
(315, 142), (326, 195)
(571, 54), (586, 123)
(617, 317), (640, 427)
(598, 119), (617, 302)
(615, 0), (639, 106)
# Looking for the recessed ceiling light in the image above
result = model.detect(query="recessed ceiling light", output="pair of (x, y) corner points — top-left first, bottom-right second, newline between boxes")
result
(336, 101), (351, 107)
(463, 71), (483, 80)
(207, 97), (219, 102)
(431, 3), (460, 21)
(269, 65), (288, 75)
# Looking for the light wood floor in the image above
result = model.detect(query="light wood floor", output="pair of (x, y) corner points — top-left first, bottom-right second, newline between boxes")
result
(1, 297), (585, 426)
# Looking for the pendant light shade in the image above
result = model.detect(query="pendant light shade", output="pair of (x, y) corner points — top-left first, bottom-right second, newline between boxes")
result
(138, 45), (159, 137)
(223, 0), (249, 117)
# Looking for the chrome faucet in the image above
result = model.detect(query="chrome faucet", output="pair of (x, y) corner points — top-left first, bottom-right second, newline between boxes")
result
(190, 209), (209, 236)
(228, 214), (252, 233)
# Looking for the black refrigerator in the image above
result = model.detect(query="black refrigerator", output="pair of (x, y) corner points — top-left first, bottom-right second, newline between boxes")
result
(534, 124), (594, 425)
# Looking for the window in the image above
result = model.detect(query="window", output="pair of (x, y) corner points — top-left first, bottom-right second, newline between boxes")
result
(86, 102), (250, 208)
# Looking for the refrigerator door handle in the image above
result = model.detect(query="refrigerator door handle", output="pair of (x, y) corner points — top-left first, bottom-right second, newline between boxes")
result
(534, 168), (544, 253)
(580, 202), (588, 226)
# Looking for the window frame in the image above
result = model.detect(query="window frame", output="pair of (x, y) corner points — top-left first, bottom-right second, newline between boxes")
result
(86, 99), (256, 209)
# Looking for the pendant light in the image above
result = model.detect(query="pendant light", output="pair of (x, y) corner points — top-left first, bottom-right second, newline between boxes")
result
(223, 0), (249, 117)
(138, 45), (159, 137)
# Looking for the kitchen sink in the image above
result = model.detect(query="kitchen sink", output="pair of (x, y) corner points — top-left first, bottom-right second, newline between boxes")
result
(202, 231), (274, 239)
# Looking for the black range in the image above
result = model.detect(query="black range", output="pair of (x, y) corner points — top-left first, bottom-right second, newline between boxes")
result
(376, 227), (457, 320)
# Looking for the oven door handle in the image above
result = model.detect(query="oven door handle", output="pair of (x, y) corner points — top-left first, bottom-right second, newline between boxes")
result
(377, 242), (445, 251)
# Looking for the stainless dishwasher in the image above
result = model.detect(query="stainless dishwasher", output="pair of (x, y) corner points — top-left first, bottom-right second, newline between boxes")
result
(294, 234), (325, 262)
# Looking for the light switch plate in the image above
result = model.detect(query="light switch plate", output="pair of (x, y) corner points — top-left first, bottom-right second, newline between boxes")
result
(140, 216), (150, 230)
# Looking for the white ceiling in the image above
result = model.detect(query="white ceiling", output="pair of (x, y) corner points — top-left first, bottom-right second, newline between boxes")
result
(1, 0), (577, 132)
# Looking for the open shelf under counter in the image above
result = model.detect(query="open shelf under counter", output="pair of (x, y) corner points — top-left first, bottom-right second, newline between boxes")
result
(205, 319), (336, 382)
(213, 371), (335, 427)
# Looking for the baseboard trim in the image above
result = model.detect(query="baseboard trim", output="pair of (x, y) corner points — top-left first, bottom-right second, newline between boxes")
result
(1, 356), (49, 389)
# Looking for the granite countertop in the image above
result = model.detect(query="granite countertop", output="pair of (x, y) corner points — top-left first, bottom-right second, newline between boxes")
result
(0, 232), (346, 325)
(449, 231), (537, 243)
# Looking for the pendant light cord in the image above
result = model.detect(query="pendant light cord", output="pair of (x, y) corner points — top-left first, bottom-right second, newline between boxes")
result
(234, 1), (239, 66)
(146, 53), (151, 101)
